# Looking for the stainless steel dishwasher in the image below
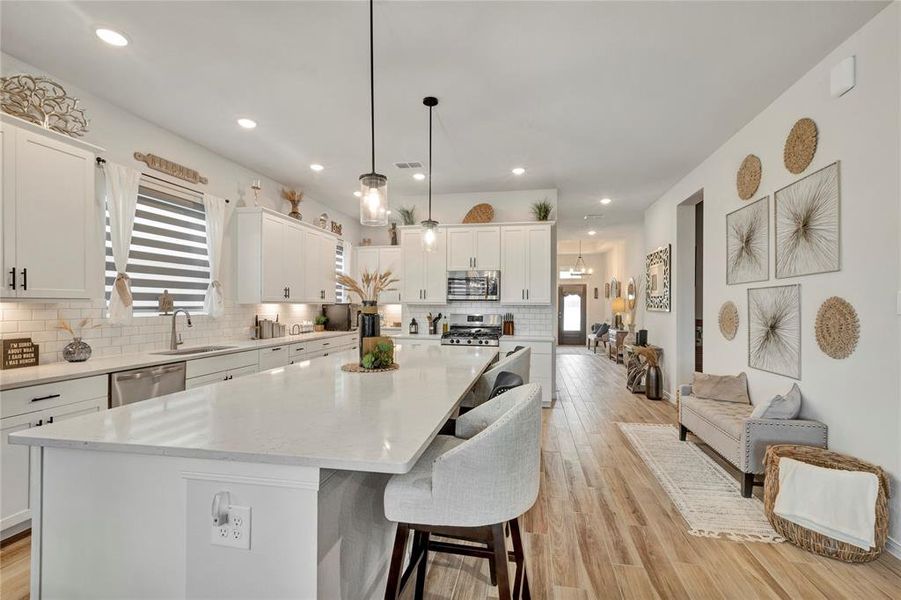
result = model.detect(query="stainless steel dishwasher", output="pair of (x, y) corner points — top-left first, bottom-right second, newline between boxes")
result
(110, 362), (187, 408)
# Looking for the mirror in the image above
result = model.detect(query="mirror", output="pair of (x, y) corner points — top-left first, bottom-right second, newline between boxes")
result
(610, 277), (619, 298)
(627, 278), (637, 310)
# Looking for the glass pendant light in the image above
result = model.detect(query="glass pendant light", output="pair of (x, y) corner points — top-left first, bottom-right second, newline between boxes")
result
(359, 0), (388, 225)
(421, 96), (439, 252)
(570, 241), (588, 277)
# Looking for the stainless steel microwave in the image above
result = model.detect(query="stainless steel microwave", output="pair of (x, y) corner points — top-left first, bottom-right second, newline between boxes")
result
(447, 270), (500, 301)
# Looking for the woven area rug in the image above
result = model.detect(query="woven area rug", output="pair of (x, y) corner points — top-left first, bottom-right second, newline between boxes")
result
(617, 422), (784, 543)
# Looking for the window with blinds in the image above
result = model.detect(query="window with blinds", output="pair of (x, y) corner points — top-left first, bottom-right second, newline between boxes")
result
(335, 241), (346, 303)
(105, 185), (211, 314)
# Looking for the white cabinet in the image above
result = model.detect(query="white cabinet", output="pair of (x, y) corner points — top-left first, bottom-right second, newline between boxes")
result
(1, 377), (107, 537)
(185, 349), (260, 388)
(1, 117), (102, 300)
(259, 345), (290, 371)
(355, 246), (402, 303)
(236, 208), (338, 304)
(499, 339), (555, 405)
(401, 228), (446, 304)
(446, 226), (500, 271)
(500, 224), (552, 304)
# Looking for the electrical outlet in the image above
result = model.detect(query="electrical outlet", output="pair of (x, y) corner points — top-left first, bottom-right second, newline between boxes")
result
(210, 505), (251, 550)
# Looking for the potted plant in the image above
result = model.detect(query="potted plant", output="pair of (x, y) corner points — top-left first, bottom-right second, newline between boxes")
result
(361, 340), (394, 370)
(313, 315), (328, 332)
(531, 199), (553, 221)
(336, 270), (399, 364)
(396, 206), (416, 226)
(55, 318), (100, 362)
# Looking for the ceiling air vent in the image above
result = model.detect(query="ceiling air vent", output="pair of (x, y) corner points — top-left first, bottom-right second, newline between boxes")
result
(394, 161), (423, 169)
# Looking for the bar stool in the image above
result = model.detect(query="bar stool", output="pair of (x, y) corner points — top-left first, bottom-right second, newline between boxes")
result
(383, 383), (542, 600)
(462, 347), (531, 410)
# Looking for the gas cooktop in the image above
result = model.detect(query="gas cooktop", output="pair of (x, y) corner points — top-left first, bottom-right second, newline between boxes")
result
(440, 314), (503, 347)
(441, 330), (500, 347)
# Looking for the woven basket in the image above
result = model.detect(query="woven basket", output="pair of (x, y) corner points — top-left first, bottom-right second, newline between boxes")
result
(763, 445), (890, 563)
(462, 203), (495, 224)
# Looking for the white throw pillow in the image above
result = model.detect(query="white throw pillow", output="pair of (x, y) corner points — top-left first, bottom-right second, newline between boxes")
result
(750, 383), (802, 419)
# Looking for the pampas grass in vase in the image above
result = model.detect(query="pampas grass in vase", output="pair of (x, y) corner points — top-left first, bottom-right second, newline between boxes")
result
(55, 318), (100, 363)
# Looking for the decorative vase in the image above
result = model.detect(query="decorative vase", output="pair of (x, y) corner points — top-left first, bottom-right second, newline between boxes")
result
(645, 365), (662, 400)
(358, 301), (381, 364)
(63, 337), (92, 363)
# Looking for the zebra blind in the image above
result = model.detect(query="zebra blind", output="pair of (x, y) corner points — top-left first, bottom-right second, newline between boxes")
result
(335, 241), (346, 303)
(105, 185), (211, 314)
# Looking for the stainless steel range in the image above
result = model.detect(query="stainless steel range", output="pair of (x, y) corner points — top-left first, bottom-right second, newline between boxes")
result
(441, 314), (502, 347)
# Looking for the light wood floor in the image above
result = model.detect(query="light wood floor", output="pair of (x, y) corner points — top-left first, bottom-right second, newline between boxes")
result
(3, 347), (900, 599)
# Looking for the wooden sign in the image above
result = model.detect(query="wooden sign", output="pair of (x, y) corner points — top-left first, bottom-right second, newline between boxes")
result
(133, 152), (208, 185)
(2, 338), (39, 369)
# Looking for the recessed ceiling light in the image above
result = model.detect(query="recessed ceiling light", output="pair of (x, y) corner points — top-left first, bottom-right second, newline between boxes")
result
(310, 164), (324, 172)
(353, 191), (362, 197)
(95, 28), (128, 47)
(588, 230), (596, 236)
(600, 197), (612, 205)
(236, 118), (257, 129)
(413, 173), (426, 181)
(512, 167), (525, 176)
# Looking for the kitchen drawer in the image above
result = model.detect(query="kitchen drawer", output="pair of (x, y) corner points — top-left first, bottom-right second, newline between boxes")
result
(185, 364), (258, 390)
(1, 375), (107, 419)
(499, 340), (552, 355)
(186, 350), (259, 379)
(259, 346), (290, 371)
(229, 365), (258, 380)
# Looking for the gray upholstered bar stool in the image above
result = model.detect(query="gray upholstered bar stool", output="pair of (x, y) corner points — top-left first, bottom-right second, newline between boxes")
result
(461, 347), (531, 411)
(382, 383), (542, 600)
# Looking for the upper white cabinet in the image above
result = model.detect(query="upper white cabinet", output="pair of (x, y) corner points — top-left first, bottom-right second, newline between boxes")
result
(500, 224), (552, 304)
(1, 117), (102, 300)
(400, 228), (446, 304)
(446, 226), (500, 271)
(236, 208), (338, 304)
(354, 246), (402, 303)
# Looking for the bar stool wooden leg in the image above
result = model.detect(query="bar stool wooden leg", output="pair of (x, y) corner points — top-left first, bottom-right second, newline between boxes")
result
(414, 531), (430, 600)
(491, 523), (512, 599)
(384, 523), (410, 600)
(509, 518), (530, 600)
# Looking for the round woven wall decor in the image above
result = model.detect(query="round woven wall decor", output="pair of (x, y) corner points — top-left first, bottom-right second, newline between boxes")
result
(718, 301), (739, 340)
(815, 297), (859, 359)
(736, 154), (762, 200)
(784, 118), (818, 174)
(462, 203), (495, 224)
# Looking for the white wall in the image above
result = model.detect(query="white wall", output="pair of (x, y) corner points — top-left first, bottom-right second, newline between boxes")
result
(0, 52), (359, 361)
(361, 188), (557, 245)
(643, 5), (901, 544)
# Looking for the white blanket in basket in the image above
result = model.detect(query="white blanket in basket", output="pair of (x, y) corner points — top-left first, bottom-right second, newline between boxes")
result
(774, 457), (879, 550)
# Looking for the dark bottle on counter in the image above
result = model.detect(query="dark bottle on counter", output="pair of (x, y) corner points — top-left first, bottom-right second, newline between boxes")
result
(409, 318), (419, 335)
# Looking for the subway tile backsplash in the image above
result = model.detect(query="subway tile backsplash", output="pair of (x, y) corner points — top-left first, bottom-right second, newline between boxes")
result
(402, 303), (555, 337)
(0, 300), (321, 365)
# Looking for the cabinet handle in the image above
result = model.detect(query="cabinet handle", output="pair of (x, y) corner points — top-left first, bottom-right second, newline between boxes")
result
(47, 416), (54, 424)
(527, 289), (529, 300)
(8, 267), (15, 290)
(271, 347), (283, 352)
(31, 393), (61, 403)
(322, 342), (330, 346)
(35, 419), (43, 427)
(521, 289), (524, 300)
(21, 268), (27, 291)
(287, 287), (291, 298)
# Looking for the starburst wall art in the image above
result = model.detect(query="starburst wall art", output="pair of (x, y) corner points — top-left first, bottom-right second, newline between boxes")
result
(748, 285), (801, 379)
(775, 162), (840, 278)
(726, 197), (769, 285)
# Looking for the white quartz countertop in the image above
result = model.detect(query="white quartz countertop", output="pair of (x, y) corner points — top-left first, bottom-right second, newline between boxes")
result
(390, 332), (555, 343)
(10, 346), (497, 474)
(0, 330), (357, 391)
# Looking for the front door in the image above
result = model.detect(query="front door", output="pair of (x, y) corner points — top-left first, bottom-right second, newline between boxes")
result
(557, 284), (587, 345)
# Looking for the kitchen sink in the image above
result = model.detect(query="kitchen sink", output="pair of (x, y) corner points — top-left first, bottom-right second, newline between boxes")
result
(151, 345), (237, 356)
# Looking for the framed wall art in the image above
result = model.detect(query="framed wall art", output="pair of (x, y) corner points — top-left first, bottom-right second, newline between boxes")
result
(726, 196), (769, 285)
(748, 284), (801, 379)
(645, 245), (671, 312)
(775, 161), (840, 279)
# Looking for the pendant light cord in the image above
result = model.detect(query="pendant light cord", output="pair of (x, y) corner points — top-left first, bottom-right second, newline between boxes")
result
(369, 0), (376, 173)
(428, 103), (432, 220)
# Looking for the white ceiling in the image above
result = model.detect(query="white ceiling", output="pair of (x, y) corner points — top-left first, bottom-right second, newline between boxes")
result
(1, 1), (887, 241)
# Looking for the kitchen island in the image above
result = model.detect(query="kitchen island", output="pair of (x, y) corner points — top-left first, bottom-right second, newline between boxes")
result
(11, 345), (497, 599)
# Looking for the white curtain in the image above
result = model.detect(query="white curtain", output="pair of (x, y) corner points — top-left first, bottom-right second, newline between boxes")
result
(104, 163), (141, 325)
(202, 193), (229, 318)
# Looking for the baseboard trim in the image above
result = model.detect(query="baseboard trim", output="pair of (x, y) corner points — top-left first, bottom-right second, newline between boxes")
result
(663, 390), (673, 403)
(887, 535), (901, 559)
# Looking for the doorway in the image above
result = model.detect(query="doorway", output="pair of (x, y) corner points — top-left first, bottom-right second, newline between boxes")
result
(675, 189), (704, 388)
(557, 284), (587, 345)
